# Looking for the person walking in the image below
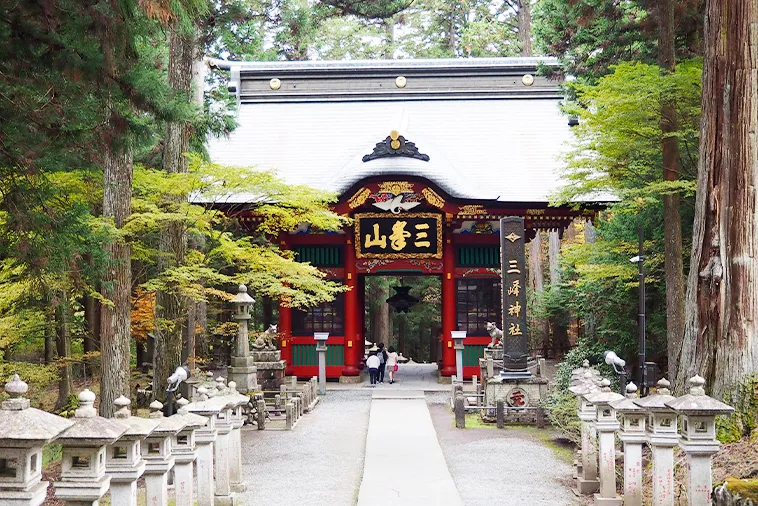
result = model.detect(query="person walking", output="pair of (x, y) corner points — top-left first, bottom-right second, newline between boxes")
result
(386, 346), (399, 384)
(377, 343), (387, 383)
(366, 350), (380, 386)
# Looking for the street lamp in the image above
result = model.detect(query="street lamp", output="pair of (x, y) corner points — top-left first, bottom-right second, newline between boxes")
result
(630, 227), (646, 395)
(604, 350), (628, 394)
(165, 365), (190, 416)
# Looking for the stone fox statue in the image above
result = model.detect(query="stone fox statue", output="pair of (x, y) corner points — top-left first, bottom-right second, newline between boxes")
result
(486, 322), (503, 348)
(251, 324), (278, 351)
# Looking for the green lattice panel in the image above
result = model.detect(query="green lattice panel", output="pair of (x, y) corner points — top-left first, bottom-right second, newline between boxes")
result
(291, 344), (344, 366)
(293, 246), (343, 266)
(456, 246), (500, 267)
(463, 345), (487, 366)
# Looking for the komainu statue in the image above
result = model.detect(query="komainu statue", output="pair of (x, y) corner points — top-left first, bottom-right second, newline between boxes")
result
(486, 322), (503, 348)
(251, 324), (279, 351)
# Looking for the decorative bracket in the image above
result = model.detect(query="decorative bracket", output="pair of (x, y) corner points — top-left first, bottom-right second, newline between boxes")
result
(362, 130), (430, 162)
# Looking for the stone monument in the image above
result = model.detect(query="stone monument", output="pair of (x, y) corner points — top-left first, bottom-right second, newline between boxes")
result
(251, 324), (287, 390)
(228, 284), (259, 393)
(480, 217), (548, 424)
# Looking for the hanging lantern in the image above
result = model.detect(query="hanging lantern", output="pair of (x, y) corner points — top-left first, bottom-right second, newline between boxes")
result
(386, 286), (419, 313)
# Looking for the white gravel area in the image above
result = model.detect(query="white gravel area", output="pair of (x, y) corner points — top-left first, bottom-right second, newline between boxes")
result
(429, 404), (576, 506)
(239, 390), (373, 506)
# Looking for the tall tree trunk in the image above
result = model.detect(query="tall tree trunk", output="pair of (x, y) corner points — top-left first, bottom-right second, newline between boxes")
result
(676, 0), (758, 398)
(154, 25), (195, 396)
(657, 0), (687, 386)
(529, 231), (549, 356)
(517, 0), (532, 56)
(583, 220), (598, 339)
(83, 291), (99, 353)
(44, 311), (55, 364)
(99, 130), (133, 417)
(548, 230), (569, 353)
(55, 295), (73, 411)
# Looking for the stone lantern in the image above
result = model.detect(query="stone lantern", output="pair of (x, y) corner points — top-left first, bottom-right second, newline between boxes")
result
(634, 378), (677, 506)
(142, 400), (187, 506)
(665, 375), (734, 506)
(0, 374), (74, 506)
(208, 381), (237, 506)
(609, 383), (646, 506)
(54, 389), (129, 506)
(568, 370), (600, 494)
(107, 395), (159, 506)
(184, 386), (220, 506)
(229, 284), (258, 393)
(172, 397), (209, 506)
(584, 378), (624, 506)
(451, 331), (467, 382)
(314, 332), (329, 395)
(225, 381), (249, 494)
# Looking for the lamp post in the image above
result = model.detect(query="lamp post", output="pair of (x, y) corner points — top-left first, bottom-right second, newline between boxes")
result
(630, 226), (646, 395)
(165, 365), (190, 417)
(451, 331), (467, 382)
(314, 332), (329, 395)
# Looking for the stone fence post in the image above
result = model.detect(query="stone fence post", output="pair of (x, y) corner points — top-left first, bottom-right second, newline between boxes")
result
(609, 383), (646, 506)
(143, 401), (186, 506)
(172, 398), (209, 506)
(0, 374), (74, 506)
(225, 380), (249, 494)
(54, 389), (128, 506)
(634, 378), (677, 506)
(185, 386), (220, 506)
(208, 385), (236, 506)
(569, 368), (600, 495)
(586, 379), (623, 505)
(108, 396), (158, 506)
(665, 376), (734, 506)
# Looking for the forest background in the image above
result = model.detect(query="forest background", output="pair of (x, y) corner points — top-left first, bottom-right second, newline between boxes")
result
(1, 0), (755, 432)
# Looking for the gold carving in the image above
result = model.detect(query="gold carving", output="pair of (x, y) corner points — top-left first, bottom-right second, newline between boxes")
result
(526, 209), (546, 216)
(457, 204), (486, 215)
(348, 187), (371, 209)
(422, 187), (445, 208)
(504, 232), (521, 243)
(354, 213), (443, 259)
(378, 181), (415, 195)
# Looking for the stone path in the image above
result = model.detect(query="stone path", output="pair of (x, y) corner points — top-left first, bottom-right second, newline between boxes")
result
(357, 390), (463, 506)
(239, 390), (372, 506)
(239, 368), (575, 506)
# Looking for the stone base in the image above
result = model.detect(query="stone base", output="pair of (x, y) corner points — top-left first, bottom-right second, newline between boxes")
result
(229, 356), (259, 393)
(0, 481), (47, 506)
(231, 483), (247, 493)
(256, 360), (287, 391)
(576, 478), (600, 495)
(54, 476), (110, 503)
(251, 350), (281, 362)
(484, 375), (548, 409)
(215, 493), (239, 506)
(339, 374), (363, 384)
(593, 494), (622, 505)
(437, 375), (453, 384)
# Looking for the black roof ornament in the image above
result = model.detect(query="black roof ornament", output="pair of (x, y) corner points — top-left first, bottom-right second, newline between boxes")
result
(362, 130), (430, 162)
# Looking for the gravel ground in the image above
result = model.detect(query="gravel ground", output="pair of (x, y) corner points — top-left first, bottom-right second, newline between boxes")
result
(239, 390), (372, 506)
(428, 402), (577, 506)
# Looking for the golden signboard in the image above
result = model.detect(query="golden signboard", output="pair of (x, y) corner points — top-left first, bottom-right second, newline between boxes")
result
(354, 213), (443, 259)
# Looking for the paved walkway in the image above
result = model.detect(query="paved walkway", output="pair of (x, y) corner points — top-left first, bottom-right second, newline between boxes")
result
(357, 390), (463, 506)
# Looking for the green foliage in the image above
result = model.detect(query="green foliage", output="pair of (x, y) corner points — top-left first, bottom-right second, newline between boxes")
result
(0, 363), (59, 396)
(717, 376), (758, 443)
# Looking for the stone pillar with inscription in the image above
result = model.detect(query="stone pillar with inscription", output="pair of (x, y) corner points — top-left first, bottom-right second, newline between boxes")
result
(481, 217), (549, 423)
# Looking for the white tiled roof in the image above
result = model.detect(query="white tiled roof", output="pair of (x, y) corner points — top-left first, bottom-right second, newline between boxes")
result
(207, 98), (574, 202)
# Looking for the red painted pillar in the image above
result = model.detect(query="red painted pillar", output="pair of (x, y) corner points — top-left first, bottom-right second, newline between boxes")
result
(278, 236), (294, 375)
(441, 224), (457, 376)
(342, 232), (360, 376)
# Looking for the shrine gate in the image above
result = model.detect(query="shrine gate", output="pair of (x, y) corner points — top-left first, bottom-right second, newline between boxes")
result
(208, 57), (600, 380)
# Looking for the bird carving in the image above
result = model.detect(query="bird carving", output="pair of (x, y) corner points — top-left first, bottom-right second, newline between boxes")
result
(372, 195), (420, 214)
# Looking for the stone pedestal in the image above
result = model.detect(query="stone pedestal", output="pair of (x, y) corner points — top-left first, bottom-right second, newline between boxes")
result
(228, 356), (258, 394)
(142, 402), (186, 506)
(577, 410), (599, 494)
(611, 384), (646, 506)
(252, 350), (287, 391)
(213, 419), (235, 506)
(184, 387), (220, 506)
(483, 375), (548, 424)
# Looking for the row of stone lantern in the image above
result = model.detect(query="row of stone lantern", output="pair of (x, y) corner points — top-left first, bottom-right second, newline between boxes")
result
(570, 362), (734, 506)
(0, 373), (250, 506)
